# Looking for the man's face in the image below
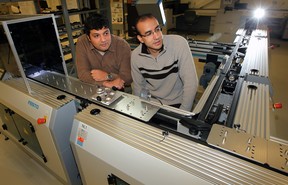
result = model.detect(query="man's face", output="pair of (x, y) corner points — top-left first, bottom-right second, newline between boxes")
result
(136, 17), (163, 53)
(88, 27), (111, 52)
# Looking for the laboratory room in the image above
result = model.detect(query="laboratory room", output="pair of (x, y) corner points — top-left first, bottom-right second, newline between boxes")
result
(0, 0), (287, 184)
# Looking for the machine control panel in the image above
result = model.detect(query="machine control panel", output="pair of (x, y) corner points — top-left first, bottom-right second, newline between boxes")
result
(91, 87), (122, 105)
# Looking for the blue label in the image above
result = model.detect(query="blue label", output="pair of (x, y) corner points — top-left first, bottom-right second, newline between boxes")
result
(77, 140), (83, 146)
(28, 100), (39, 109)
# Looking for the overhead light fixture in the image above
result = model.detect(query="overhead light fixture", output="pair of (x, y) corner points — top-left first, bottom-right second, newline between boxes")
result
(254, 8), (265, 19)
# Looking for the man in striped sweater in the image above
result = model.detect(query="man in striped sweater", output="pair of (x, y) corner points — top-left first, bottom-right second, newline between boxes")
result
(131, 14), (198, 111)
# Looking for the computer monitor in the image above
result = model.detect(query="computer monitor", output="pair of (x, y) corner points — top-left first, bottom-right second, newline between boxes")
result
(135, 0), (166, 26)
(3, 15), (66, 75)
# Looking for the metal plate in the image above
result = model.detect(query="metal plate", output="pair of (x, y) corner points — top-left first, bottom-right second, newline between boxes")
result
(113, 94), (160, 122)
(207, 124), (267, 164)
(267, 141), (288, 173)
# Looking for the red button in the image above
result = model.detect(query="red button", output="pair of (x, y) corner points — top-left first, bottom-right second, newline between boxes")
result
(37, 118), (46, 124)
(78, 137), (84, 142)
(273, 103), (282, 109)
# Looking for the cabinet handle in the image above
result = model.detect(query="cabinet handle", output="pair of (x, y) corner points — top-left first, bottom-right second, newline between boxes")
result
(2, 124), (7, 130)
(29, 123), (35, 133)
(42, 154), (47, 163)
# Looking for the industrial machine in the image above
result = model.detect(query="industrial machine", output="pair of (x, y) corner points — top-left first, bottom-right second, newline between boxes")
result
(0, 13), (287, 185)
(0, 15), (81, 185)
(0, 78), (81, 185)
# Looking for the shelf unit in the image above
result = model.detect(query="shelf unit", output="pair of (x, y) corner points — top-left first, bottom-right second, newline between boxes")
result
(42, 0), (111, 76)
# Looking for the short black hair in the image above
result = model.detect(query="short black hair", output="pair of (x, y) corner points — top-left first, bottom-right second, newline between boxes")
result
(84, 13), (110, 35)
(134, 13), (156, 36)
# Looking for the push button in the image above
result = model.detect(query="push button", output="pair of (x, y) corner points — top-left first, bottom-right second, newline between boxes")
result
(273, 102), (282, 109)
(37, 118), (46, 124)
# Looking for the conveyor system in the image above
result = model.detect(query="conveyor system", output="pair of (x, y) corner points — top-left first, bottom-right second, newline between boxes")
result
(188, 29), (247, 65)
(1, 14), (287, 185)
(188, 40), (232, 63)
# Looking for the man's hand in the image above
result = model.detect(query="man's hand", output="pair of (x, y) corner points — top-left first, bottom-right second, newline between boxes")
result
(91, 69), (107, 81)
(102, 77), (125, 90)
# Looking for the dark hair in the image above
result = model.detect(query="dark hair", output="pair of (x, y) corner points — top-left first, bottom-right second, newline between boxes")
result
(84, 13), (110, 35)
(134, 13), (156, 36)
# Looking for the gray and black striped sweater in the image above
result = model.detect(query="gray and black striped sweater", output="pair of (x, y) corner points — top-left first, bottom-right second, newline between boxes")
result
(131, 35), (198, 111)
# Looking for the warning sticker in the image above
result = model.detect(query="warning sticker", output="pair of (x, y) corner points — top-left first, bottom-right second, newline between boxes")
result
(77, 124), (88, 146)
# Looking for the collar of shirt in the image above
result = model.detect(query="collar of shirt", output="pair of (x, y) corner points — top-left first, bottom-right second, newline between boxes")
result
(141, 43), (164, 55)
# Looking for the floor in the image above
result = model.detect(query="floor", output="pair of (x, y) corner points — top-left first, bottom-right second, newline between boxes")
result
(0, 134), (63, 185)
(0, 33), (287, 185)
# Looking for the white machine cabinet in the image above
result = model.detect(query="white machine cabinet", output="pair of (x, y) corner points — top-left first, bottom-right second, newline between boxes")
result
(0, 78), (81, 185)
(70, 104), (288, 185)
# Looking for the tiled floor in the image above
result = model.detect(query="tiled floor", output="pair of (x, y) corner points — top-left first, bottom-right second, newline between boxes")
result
(0, 134), (63, 185)
(0, 34), (287, 185)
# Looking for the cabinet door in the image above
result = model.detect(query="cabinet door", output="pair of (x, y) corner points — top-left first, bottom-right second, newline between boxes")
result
(12, 113), (44, 158)
(0, 104), (22, 140)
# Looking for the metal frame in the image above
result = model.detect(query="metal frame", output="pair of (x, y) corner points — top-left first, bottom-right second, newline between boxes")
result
(1, 14), (68, 94)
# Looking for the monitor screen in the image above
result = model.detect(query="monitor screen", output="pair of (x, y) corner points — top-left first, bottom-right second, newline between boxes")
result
(6, 16), (65, 75)
(136, 0), (166, 25)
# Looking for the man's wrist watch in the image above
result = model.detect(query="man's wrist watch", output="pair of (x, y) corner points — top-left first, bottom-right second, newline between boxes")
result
(106, 73), (113, 81)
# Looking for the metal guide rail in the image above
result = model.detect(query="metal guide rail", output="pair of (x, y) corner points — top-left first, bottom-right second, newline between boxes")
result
(188, 39), (234, 63)
(188, 29), (246, 64)
(240, 30), (269, 77)
(233, 81), (270, 139)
